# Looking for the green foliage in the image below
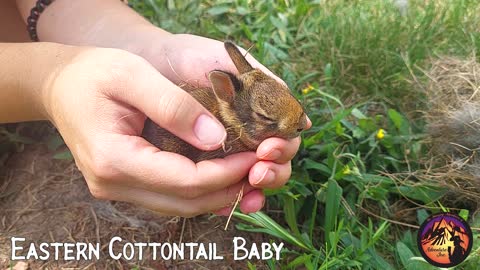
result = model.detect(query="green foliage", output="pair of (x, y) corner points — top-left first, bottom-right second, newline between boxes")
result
(131, 0), (480, 106)
(46, 133), (73, 160)
(395, 241), (434, 270)
(250, 89), (447, 269)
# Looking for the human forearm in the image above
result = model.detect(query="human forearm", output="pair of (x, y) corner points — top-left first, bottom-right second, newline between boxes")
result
(15, 0), (170, 53)
(0, 42), (79, 123)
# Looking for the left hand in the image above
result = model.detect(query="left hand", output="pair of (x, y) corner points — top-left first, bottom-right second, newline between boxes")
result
(130, 31), (307, 214)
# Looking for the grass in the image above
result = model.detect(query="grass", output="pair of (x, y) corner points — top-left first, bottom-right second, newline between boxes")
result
(125, 0), (480, 269)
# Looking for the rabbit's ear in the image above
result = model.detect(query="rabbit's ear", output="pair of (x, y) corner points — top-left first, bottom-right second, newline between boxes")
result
(224, 41), (253, 74)
(209, 70), (239, 103)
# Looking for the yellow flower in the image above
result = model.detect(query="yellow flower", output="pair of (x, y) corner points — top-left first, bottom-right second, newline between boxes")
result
(342, 165), (351, 175)
(301, 84), (315, 95)
(376, 128), (385, 140)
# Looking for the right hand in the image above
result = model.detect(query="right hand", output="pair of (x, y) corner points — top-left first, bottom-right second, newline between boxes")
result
(42, 46), (263, 217)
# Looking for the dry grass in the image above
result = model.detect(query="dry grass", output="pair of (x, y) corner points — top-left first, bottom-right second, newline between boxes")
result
(421, 55), (480, 209)
(0, 140), (266, 269)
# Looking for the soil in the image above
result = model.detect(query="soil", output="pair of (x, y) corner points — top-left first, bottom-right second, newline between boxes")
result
(0, 123), (268, 270)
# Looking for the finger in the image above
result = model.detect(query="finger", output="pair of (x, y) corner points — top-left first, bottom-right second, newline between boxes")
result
(213, 206), (232, 217)
(256, 137), (301, 163)
(306, 115), (313, 130)
(239, 189), (265, 214)
(107, 135), (257, 198)
(91, 180), (255, 217)
(191, 181), (256, 215)
(249, 160), (292, 189)
(113, 59), (226, 151)
(214, 189), (265, 216)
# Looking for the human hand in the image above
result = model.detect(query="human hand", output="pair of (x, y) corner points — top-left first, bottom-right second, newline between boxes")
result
(42, 46), (266, 217)
(130, 32), (311, 214)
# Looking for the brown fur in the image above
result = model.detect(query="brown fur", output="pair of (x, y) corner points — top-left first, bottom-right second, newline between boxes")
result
(142, 41), (307, 162)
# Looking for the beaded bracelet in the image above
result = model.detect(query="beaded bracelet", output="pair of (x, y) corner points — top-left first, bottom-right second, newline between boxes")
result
(27, 0), (131, 42)
(27, 0), (53, 41)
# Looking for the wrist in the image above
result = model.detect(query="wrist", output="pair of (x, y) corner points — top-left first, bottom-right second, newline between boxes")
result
(0, 42), (81, 123)
(119, 23), (172, 57)
(18, 0), (171, 50)
(35, 43), (83, 123)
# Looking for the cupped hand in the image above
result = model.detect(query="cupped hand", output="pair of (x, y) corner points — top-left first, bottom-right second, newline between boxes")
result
(132, 32), (310, 214)
(42, 46), (265, 217)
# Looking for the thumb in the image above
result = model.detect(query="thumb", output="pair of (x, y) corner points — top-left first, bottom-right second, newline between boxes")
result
(116, 60), (226, 151)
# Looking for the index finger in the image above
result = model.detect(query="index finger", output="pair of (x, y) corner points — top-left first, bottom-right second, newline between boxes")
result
(256, 137), (301, 164)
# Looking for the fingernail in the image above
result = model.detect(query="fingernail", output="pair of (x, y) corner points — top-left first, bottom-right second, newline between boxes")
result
(194, 114), (226, 147)
(306, 115), (312, 129)
(254, 168), (275, 185)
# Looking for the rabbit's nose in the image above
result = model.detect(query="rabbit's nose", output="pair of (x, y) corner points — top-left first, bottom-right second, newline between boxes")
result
(297, 113), (311, 132)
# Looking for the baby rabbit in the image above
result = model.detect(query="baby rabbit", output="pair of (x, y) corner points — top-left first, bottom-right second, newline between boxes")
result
(142, 41), (308, 162)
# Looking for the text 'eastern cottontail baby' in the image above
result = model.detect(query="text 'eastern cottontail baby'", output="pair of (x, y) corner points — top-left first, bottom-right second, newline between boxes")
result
(142, 41), (308, 162)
